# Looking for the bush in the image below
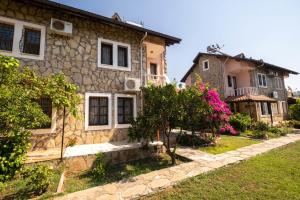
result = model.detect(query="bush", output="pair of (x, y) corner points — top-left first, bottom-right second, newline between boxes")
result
(20, 165), (53, 195)
(219, 124), (239, 135)
(177, 133), (213, 146)
(229, 113), (252, 132)
(253, 121), (270, 132)
(251, 130), (269, 139)
(288, 120), (300, 129)
(92, 153), (106, 181)
(289, 100), (300, 120)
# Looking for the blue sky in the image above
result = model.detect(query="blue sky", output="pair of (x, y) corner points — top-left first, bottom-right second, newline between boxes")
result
(55, 0), (300, 90)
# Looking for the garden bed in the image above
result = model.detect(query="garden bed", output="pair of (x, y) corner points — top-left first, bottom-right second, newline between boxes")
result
(63, 153), (185, 194)
(198, 135), (260, 154)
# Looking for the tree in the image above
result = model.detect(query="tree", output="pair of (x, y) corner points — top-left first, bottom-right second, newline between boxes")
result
(0, 55), (80, 182)
(289, 99), (300, 120)
(129, 84), (182, 165)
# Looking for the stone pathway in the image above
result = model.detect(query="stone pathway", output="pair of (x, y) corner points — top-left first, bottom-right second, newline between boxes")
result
(56, 134), (300, 200)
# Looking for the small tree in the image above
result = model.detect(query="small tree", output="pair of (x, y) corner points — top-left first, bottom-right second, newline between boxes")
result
(0, 55), (80, 182)
(289, 99), (300, 121)
(129, 84), (182, 164)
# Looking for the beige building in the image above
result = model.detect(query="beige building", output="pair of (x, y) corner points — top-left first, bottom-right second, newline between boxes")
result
(181, 52), (298, 124)
(0, 0), (180, 150)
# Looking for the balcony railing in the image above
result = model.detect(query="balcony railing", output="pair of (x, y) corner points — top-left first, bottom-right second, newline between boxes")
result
(230, 87), (258, 96)
(144, 74), (166, 86)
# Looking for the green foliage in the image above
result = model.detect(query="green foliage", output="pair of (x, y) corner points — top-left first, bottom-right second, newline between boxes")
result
(177, 133), (212, 147)
(92, 153), (106, 181)
(289, 120), (300, 129)
(229, 113), (252, 132)
(20, 165), (53, 196)
(289, 99), (300, 120)
(252, 121), (270, 132)
(0, 55), (80, 182)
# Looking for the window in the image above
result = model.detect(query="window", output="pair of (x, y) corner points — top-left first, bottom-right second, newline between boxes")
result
(150, 63), (157, 75)
(85, 93), (112, 130)
(0, 23), (14, 51)
(89, 97), (108, 126)
(271, 103), (278, 114)
(275, 77), (283, 90)
(0, 16), (45, 60)
(22, 28), (41, 55)
(101, 43), (113, 65)
(117, 46), (128, 67)
(258, 73), (267, 87)
(227, 75), (232, 87)
(202, 60), (209, 71)
(282, 101), (287, 113)
(117, 97), (133, 124)
(98, 38), (131, 71)
(260, 102), (269, 115)
(37, 97), (52, 128)
(115, 94), (136, 128)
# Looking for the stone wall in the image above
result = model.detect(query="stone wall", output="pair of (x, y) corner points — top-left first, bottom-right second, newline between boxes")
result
(1, 0), (152, 150)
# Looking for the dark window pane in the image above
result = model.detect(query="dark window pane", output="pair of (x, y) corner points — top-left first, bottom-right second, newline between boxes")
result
(262, 75), (266, 86)
(89, 97), (108, 126)
(258, 74), (262, 86)
(0, 23), (14, 51)
(227, 75), (232, 87)
(37, 97), (52, 128)
(101, 43), (113, 65)
(118, 46), (128, 67)
(117, 97), (133, 124)
(23, 28), (41, 55)
(150, 63), (157, 75)
(204, 61), (209, 69)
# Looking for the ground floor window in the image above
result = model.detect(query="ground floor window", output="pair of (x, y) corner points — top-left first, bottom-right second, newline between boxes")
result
(271, 102), (278, 115)
(85, 93), (112, 130)
(115, 94), (136, 128)
(260, 102), (270, 116)
(37, 97), (52, 128)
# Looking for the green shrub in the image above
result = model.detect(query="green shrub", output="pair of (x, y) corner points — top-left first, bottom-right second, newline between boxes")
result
(177, 133), (213, 146)
(251, 130), (269, 139)
(92, 153), (106, 181)
(253, 121), (270, 131)
(20, 165), (53, 195)
(229, 113), (252, 132)
(288, 120), (300, 129)
(289, 100), (300, 120)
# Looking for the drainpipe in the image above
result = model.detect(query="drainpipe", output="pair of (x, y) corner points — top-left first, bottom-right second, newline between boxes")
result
(222, 57), (229, 97)
(139, 32), (148, 111)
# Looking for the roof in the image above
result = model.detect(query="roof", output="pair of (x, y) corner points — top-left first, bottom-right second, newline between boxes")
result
(225, 94), (277, 102)
(181, 52), (299, 82)
(18, 0), (181, 46)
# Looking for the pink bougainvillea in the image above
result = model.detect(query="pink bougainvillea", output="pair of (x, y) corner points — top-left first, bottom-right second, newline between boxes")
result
(220, 124), (238, 135)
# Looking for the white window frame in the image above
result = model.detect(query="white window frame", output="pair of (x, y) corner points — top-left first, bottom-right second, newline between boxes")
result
(30, 107), (57, 134)
(97, 38), (131, 71)
(202, 59), (209, 71)
(85, 93), (112, 131)
(114, 94), (137, 128)
(257, 73), (267, 88)
(0, 16), (45, 60)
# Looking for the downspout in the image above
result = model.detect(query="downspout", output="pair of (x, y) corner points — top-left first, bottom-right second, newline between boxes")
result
(222, 57), (230, 98)
(139, 32), (148, 111)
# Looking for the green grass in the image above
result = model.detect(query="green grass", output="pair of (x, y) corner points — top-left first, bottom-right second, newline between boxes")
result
(64, 153), (184, 194)
(198, 135), (260, 154)
(143, 141), (300, 200)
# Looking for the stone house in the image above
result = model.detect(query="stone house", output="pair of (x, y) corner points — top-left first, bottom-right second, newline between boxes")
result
(181, 52), (298, 124)
(0, 0), (181, 151)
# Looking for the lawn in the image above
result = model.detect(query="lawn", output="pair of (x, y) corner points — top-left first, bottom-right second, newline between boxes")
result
(143, 141), (300, 200)
(64, 153), (184, 193)
(198, 135), (260, 154)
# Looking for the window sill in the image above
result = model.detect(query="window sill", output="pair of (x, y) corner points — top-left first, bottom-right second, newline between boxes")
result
(97, 64), (131, 71)
(85, 125), (112, 131)
(258, 86), (268, 88)
(0, 50), (44, 60)
(114, 124), (131, 129)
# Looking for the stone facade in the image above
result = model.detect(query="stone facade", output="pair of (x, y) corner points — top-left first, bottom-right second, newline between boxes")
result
(0, 0), (170, 150)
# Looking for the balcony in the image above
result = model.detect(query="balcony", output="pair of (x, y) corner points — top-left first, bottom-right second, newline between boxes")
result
(144, 74), (166, 86)
(229, 87), (258, 96)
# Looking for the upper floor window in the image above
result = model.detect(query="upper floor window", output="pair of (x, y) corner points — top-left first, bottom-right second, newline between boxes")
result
(202, 60), (209, 71)
(150, 63), (157, 75)
(0, 16), (45, 60)
(257, 73), (267, 88)
(0, 23), (14, 51)
(98, 38), (131, 71)
(275, 77), (284, 90)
